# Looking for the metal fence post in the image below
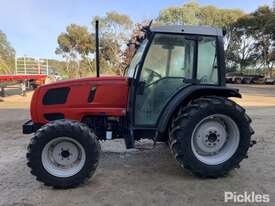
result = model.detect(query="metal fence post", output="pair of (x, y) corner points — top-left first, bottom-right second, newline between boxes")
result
(15, 57), (17, 75)
(38, 58), (41, 74)
(24, 56), (27, 75)
(46, 59), (49, 75)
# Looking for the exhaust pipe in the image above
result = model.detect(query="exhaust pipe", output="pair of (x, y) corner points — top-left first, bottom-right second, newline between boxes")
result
(95, 20), (100, 77)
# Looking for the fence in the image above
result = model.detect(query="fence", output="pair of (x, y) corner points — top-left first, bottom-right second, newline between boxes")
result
(15, 56), (49, 75)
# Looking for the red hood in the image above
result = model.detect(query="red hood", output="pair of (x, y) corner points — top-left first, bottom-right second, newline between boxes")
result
(40, 76), (127, 88)
(31, 75), (129, 124)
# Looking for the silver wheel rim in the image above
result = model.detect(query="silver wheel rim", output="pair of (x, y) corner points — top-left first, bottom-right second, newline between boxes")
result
(42, 137), (86, 177)
(191, 114), (240, 165)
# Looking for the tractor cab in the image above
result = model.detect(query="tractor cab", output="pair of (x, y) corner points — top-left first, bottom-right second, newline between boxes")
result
(125, 25), (226, 139)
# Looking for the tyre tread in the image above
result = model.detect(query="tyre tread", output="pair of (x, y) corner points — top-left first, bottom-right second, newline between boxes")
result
(169, 96), (253, 178)
(26, 119), (100, 189)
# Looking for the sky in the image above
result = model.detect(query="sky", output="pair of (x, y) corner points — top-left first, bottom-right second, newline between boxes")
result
(0, 0), (273, 59)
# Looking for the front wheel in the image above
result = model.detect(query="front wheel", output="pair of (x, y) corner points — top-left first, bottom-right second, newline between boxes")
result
(169, 96), (254, 177)
(27, 120), (100, 188)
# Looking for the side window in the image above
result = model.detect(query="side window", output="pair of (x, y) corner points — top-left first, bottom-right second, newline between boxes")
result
(127, 39), (148, 78)
(140, 34), (194, 84)
(197, 37), (218, 84)
(135, 34), (195, 126)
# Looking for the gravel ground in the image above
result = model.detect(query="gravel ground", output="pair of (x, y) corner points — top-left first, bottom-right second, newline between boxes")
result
(0, 85), (275, 206)
(228, 84), (275, 97)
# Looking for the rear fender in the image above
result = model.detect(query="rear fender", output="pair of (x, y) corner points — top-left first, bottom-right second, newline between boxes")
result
(157, 85), (241, 134)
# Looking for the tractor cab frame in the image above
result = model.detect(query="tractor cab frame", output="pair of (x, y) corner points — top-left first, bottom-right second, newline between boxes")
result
(125, 25), (239, 142)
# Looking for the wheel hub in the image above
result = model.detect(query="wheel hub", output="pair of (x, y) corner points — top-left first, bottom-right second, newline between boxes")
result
(51, 141), (79, 167)
(194, 120), (227, 155)
(61, 150), (70, 158)
(191, 114), (240, 165)
(208, 133), (218, 142)
(42, 137), (86, 177)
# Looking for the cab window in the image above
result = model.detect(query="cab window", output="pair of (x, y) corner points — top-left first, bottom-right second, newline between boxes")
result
(197, 37), (218, 84)
(135, 33), (195, 125)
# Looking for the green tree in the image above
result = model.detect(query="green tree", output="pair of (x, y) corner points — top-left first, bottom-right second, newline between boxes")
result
(56, 24), (95, 77)
(56, 12), (133, 77)
(248, 6), (275, 77)
(157, 2), (201, 25)
(92, 11), (133, 75)
(157, 2), (244, 27)
(231, 6), (275, 76)
(0, 30), (15, 74)
(200, 6), (244, 27)
(225, 27), (258, 73)
(93, 11), (133, 43)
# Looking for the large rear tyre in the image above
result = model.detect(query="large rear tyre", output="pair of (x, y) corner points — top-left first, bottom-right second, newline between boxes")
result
(27, 120), (100, 188)
(169, 96), (254, 177)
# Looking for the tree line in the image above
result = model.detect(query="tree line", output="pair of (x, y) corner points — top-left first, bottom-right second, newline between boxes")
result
(0, 2), (274, 77)
(0, 31), (15, 74)
(226, 6), (275, 76)
(55, 11), (133, 78)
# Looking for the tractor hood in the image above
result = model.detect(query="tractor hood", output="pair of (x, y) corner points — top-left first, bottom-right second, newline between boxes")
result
(40, 76), (128, 88)
(31, 76), (129, 124)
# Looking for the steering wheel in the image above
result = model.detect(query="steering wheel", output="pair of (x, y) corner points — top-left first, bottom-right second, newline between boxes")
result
(144, 68), (162, 83)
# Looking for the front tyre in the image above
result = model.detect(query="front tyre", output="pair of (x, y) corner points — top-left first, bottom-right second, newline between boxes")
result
(169, 96), (254, 177)
(27, 120), (100, 188)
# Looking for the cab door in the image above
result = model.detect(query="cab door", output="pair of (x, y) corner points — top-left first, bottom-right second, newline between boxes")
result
(134, 33), (195, 126)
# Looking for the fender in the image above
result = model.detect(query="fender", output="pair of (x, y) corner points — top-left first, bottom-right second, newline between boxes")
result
(157, 84), (241, 134)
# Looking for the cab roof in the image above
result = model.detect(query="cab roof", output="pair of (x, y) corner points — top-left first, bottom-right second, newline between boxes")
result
(151, 25), (224, 37)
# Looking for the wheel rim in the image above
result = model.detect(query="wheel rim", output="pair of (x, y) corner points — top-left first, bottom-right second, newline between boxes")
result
(191, 114), (240, 165)
(42, 137), (86, 177)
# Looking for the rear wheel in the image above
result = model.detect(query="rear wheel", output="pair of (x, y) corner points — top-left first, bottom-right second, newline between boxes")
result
(169, 96), (254, 177)
(27, 120), (100, 188)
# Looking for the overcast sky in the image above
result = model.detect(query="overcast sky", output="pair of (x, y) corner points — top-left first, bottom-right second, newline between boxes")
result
(0, 0), (272, 59)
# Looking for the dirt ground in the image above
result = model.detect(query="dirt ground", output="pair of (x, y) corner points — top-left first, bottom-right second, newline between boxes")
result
(0, 84), (275, 206)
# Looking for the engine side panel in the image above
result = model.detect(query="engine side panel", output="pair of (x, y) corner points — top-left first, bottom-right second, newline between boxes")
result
(31, 77), (129, 124)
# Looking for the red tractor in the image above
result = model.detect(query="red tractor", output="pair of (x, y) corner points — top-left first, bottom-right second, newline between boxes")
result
(23, 22), (255, 188)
